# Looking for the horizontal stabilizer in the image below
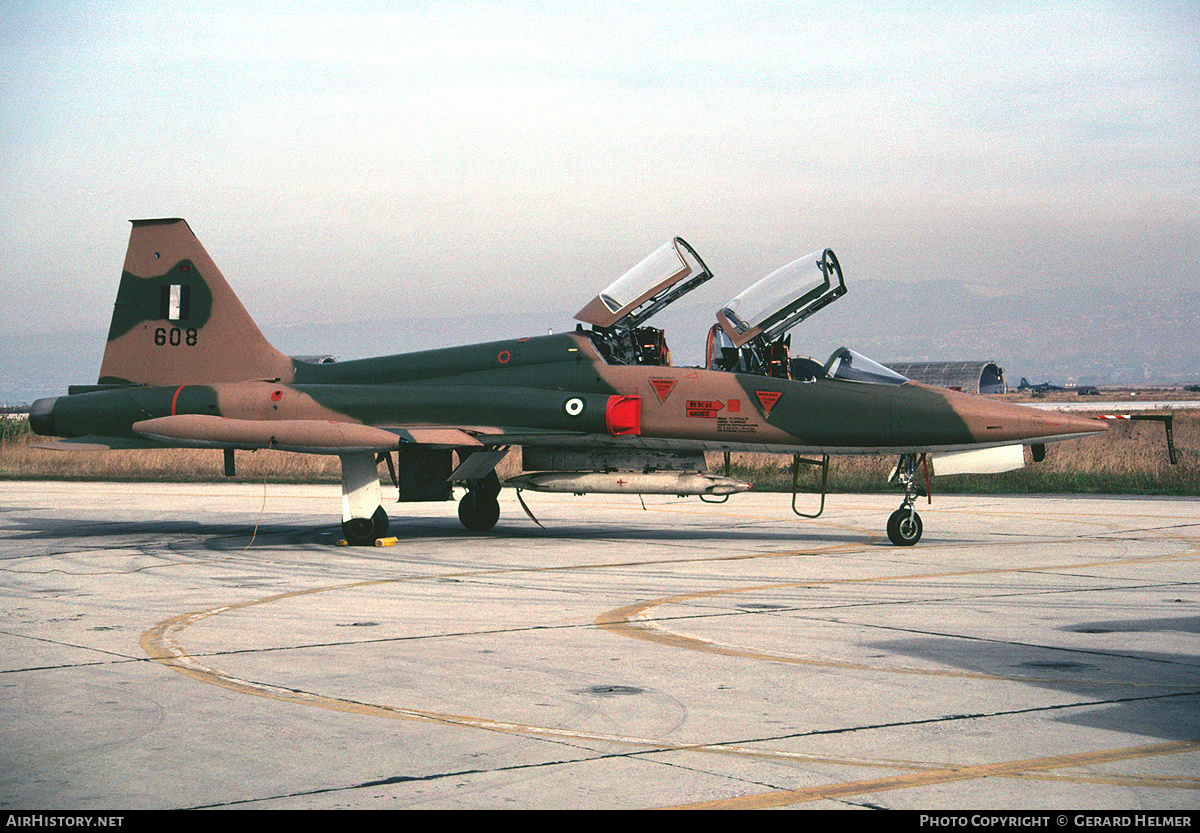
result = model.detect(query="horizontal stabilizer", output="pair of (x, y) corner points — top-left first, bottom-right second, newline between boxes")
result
(932, 444), (1026, 476)
(133, 415), (401, 453)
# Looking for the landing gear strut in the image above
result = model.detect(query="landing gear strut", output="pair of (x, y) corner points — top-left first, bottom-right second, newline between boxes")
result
(458, 471), (501, 532)
(339, 452), (390, 546)
(887, 453), (927, 546)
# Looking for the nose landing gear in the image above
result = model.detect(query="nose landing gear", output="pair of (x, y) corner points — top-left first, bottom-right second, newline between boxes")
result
(887, 453), (927, 546)
(887, 504), (923, 546)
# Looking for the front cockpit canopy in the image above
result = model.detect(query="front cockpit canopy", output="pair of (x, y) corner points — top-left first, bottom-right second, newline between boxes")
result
(717, 248), (845, 347)
(707, 247), (846, 379)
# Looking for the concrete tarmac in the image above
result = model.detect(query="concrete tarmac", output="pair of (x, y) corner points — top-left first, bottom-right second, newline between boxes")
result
(1, 481), (1198, 810)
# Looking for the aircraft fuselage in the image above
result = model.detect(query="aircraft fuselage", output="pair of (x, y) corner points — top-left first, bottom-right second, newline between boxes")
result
(35, 331), (1102, 457)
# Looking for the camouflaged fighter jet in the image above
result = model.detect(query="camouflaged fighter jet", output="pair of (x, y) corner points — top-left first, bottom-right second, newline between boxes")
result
(29, 219), (1106, 546)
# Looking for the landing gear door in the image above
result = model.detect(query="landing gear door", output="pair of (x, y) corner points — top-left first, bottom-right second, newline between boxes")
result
(716, 248), (845, 347)
(575, 237), (713, 329)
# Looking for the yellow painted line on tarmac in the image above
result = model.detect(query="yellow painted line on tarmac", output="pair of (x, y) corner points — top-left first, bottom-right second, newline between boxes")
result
(662, 739), (1200, 809)
(136, 515), (1199, 805)
(137, 531), (871, 697)
(138, 606), (963, 762)
(1008, 770), (1200, 790)
(593, 547), (1200, 684)
(137, 609), (1200, 804)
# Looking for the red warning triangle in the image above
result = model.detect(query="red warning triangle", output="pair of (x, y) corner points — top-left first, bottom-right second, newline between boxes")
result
(756, 390), (782, 415)
(650, 378), (677, 402)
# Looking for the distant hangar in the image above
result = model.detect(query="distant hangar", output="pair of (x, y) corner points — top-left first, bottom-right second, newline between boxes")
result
(886, 361), (1006, 395)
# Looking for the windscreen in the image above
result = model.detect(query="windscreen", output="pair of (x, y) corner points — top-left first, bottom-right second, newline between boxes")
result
(825, 347), (909, 385)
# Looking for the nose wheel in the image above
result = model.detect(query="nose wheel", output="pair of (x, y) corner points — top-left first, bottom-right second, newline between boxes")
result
(887, 505), (922, 546)
(887, 453), (927, 546)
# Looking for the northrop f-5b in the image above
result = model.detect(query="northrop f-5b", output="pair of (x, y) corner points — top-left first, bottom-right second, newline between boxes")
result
(30, 220), (1105, 545)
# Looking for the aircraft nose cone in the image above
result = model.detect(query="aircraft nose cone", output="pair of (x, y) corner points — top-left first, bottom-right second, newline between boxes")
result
(1032, 408), (1110, 440)
(952, 394), (1107, 443)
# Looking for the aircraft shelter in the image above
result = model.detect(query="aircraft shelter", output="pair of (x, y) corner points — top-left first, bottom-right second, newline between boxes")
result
(885, 361), (1007, 395)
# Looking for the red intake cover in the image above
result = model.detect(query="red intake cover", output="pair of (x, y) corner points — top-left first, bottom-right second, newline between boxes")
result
(606, 395), (642, 436)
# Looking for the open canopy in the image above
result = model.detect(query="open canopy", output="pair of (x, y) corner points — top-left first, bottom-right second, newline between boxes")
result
(716, 248), (845, 346)
(575, 237), (712, 329)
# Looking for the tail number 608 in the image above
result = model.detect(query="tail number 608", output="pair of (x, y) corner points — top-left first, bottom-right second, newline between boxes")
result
(154, 327), (198, 347)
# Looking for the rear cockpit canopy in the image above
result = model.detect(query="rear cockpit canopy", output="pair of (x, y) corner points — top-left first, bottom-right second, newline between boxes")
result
(576, 238), (713, 367)
(575, 237), (712, 331)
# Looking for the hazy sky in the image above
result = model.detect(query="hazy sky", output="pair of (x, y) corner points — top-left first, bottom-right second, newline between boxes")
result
(2, 1), (1197, 346)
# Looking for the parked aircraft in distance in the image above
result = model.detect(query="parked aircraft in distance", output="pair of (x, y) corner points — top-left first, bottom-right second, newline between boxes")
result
(30, 220), (1106, 545)
(1018, 377), (1068, 393)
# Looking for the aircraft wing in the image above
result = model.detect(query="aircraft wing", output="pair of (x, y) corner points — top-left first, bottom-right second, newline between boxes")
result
(131, 416), (581, 454)
(391, 427), (487, 447)
(34, 422), (502, 454)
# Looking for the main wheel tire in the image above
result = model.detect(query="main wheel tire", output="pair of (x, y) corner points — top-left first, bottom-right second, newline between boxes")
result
(458, 492), (500, 532)
(342, 516), (375, 546)
(342, 505), (389, 546)
(887, 508), (923, 546)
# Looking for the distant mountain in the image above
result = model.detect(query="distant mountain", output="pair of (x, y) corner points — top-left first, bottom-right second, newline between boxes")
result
(3, 281), (1196, 405)
(804, 279), (1200, 386)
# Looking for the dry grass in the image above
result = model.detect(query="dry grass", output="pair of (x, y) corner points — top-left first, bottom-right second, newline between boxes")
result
(2, 411), (1197, 494)
(712, 410), (1199, 495)
(1, 417), (342, 483)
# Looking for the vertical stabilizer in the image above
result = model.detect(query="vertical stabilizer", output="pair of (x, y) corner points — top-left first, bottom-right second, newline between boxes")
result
(98, 219), (293, 386)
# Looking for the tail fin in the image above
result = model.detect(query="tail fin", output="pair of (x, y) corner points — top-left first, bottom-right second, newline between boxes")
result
(98, 219), (293, 386)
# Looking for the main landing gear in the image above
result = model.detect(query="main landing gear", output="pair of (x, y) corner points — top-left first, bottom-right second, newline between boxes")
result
(342, 505), (389, 546)
(339, 452), (390, 546)
(458, 471), (501, 532)
(338, 452), (506, 543)
(887, 453), (927, 546)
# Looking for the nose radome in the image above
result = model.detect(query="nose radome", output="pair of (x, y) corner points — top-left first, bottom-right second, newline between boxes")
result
(946, 391), (1107, 444)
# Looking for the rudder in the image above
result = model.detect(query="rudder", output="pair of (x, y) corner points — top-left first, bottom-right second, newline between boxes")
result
(98, 219), (293, 386)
